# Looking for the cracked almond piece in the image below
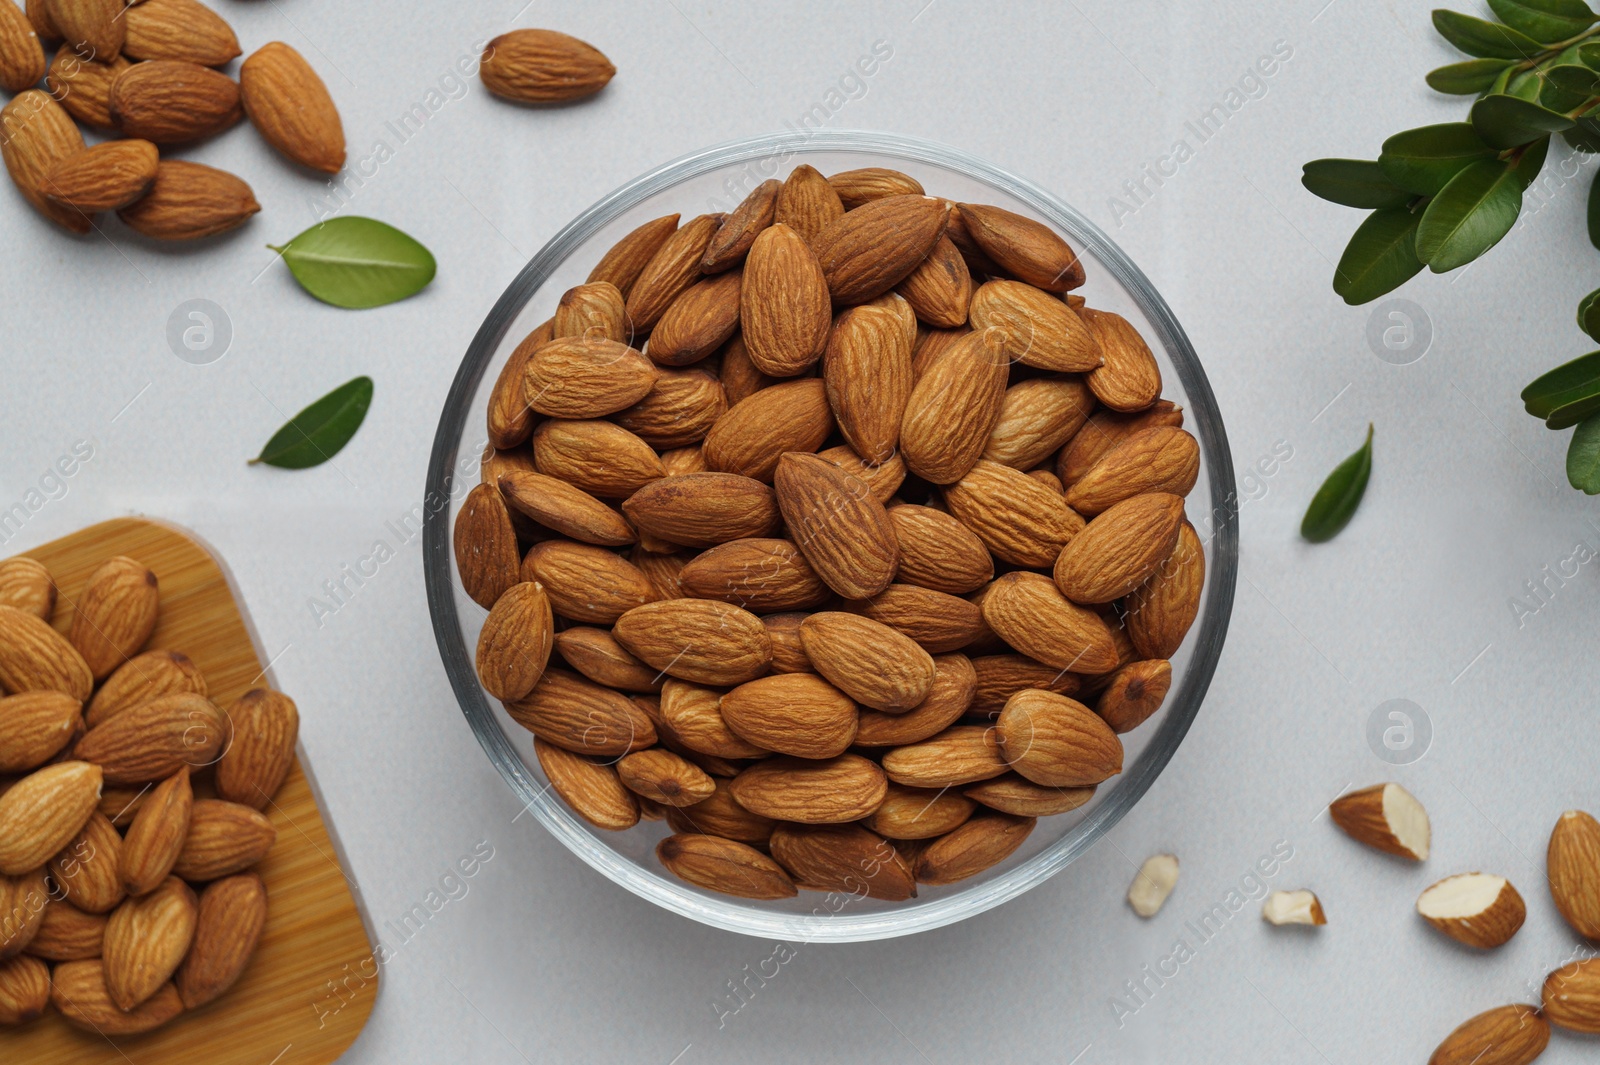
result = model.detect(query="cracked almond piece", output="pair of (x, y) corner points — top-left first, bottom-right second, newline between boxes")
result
(1328, 782), (1429, 861)
(1417, 873), (1525, 949)
(1127, 853), (1179, 918)
(1262, 889), (1325, 926)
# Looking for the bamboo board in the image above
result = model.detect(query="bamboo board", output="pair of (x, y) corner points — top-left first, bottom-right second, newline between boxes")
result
(1, 518), (377, 1064)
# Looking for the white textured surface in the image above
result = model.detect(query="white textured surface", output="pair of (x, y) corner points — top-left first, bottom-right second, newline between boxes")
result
(3, 1), (1598, 1061)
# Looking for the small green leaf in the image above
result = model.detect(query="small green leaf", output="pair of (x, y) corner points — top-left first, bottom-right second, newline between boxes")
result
(1568, 413), (1600, 492)
(1538, 71), (1591, 110)
(1511, 132), (1552, 186)
(1380, 123), (1498, 194)
(1564, 115), (1600, 151)
(1433, 9), (1547, 57)
(1416, 158), (1525, 271)
(250, 377), (374, 469)
(1522, 349), (1600, 416)
(1580, 40), (1600, 67)
(1589, 170), (1600, 249)
(1487, 0), (1597, 43)
(1470, 93), (1575, 147)
(1507, 70), (1547, 100)
(1301, 159), (1415, 208)
(1488, 63), (1517, 95)
(1580, 288), (1600, 339)
(1333, 207), (1426, 305)
(1428, 58), (1519, 93)
(1547, 390), (1600, 428)
(1301, 424), (1374, 543)
(271, 217), (437, 310)
(1544, 63), (1600, 94)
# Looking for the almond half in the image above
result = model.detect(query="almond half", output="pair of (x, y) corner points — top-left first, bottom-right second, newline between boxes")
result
(1328, 782), (1430, 862)
(1416, 873), (1525, 949)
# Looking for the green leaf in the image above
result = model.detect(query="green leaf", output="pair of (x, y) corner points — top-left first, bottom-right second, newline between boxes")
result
(1539, 70), (1591, 110)
(1415, 159), (1525, 270)
(1301, 159), (1415, 208)
(1580, 40), (1600, 67)
(1511, 132), (1552, 185)
(1301, 424), (1374, 542)
(1488, 0), (1597, 43)
(250, 377), (374, 469)
(271, 218), (437, 310)
(1428, 58), (1519, 93)
(1580, 288), (1600, 340)
(1522, 349), (1600, 416)
(1568, 413), (1600, 492)
(1488, 63), (1517, 95)
(1470, 93), (1575, 147)
(1564, 114), (1600, 151)
(1333, 207), (1426, 305)
(1433, 9), (1547, 57)
(1589, 170), (1600, 248)
(1544, 62), (1600, 93)
(1507, 70), (1547, 100)
(1379, 123), (1498, 194)
(1548, 390), (1600, 427)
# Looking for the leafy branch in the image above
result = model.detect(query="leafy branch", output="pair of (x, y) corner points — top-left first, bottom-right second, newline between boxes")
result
(1303, 0), (1600, 492)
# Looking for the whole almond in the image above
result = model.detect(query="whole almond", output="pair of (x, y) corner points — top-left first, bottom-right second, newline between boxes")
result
(728, 755), (888, 824)
(981, 571), (1118, 673)
(864, 784), (976, 841)
(50, 0), (122, 60)
(46, 46), (130, 127)
(882, 725), (1009, 788)
(702, 179), (778, 272)
(818, 444), (905, 504)
(1427, 1004), (1548, 1065)
(523, 540), (653, 624)
(104, 875), (197, 1010)
(659, 679), (767, 759)
(656, 834), (796, 899)
(775, 453), (899, 600)
(848, 584), (986, 654)
(613, 599), (772, 686)
(453, 482), (521, 609)
(554, 279), (629, 342)
(0, 691), (81, 773)
(900, 327), (1010, 484)
(626, 213), (720, 330)
(944, 459), (1084, 568)
(773, 163), (843, 246)
(0, 761), (102, 874)
(629, 547), (691, 602)
(499, 470), (635, 546)
(969, 280), (1101, 371)
(911, 324), (971, 379)
(119, 768), (191, 896)
(966, 775), (1095, 817)
(813, 194), (949, 304)
(971, 654), (1079, 717)
(505, 669), (656, 756)
(0, 557), (54, 619)
(0, 954), (50, 1025)
(995, 689), (1123, 787)
(98, 784), (148, 826)
(25, 897), (106, 960)
(588, 213), (679, 298)
(679, 538), (829, 612)
(1054, 492), (1185, 604)
(25, 0), (57, 46)
(174, 872), (266, 1010)
(855, 653), (977, 747)
(48, 810), (121, 912)
(704, 378), (834, 482)
(1082, 308), (1162, 412)
(533, 737), (639, 831)
(238, 40), (344, 173)
(123, 0), (239, 65)
(1095, 659), (1171, 733)
(0, 1), (45, 93)
(914, 812), (1036, 885)
(523, 336), (658, 419)
(828, 167), (924, 208)
(896, 235), (973, 328)
(1, 89), (89, 232)
(622, 472), (779, 548)
(86, 649), (207, 729)
(955, 202), (1084, 291)
(984, 377), (1096, 470)
(719, 333), (773, 405)
(800, 610), (934, 712)
(0, 869), (47, 959)
(67, 554), (159, 680)
(648, 268), (743, 365)
(617, 749), (715, 807)
(1543, 957), (1600, 1033)
(171, 800), (275, 881)
(474, 580), (554, 701)
(1549, 809), (1600, 939)
(1058, 400), (1184, 485)
(887, 504), (994, 594)
(1067, 426), (1199, 515)
(51, 959), (183, 1035)
(825, 305), (913, 464)
(481, 29), (614, 104)
(118, 159), (260, 239)
(486, 321), (549, 449)
(720, 673), (857, 759)
(554, 628), (662, 693)
(770, 823), (917, 901)
(215, 689), (299, 809)
(43, 138), (159, 211)
(613, 367), (728, 448)
(665, 778), (775, 844)
(740, 223), (832, 376)
(1126, 521), (1204, 660)
(109, 59), (241, 143)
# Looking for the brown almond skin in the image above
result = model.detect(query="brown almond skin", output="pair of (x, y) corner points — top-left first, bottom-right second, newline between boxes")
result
(523, 337), (659, 419)
(901, 327), (1010, 484)
(175, 872), (267, 1010)
(49, 810), (122, 913)
(825, 305), (913, 465)
(0, 691), (82, 773)
(1, 89), (90, 233)
(613, 599), (772, 686)
(52, 0), (123, 60)
(123, 0), (241, 66)
(956, 202), (1085, 291)
(720, 673), (857, 759)
(966, 775), (1096, 817)
(103, 875), (197, 1011)
(25, 0), (58, 47)
(1426, 1004), (1548, 1065)
(109, 59), (242, 144)
(1543, 957), (1600, 1033)
(617, 749), (715, 807)
(0, 954), (50, 1025)
(1095, 659), (1172, 734)
(727, 755), (888, 824)
(774, 163), (844, 246)
(864, 784), (976, 841)
(1066, 426), (1200, 515)
(720, 333), (774, 405)
(454, 482), (522, 609)
(86, 649), (207, 729)
(171, 800), (276, 881)
(818, 444), (906, 504)
(656, 834), (797, 899)
(499, 470), (636, 547)
(486, 321), (549, 449)
(119, 768), (192, 896)
(1058, 400), (1184, 485)
(981, 571), (1119, 674)
(547, 281), (627, 342)
(740, 223), (833, 376)
(995, 689), (1123, 788)
(1054, 492), (1186, 604)
(800, 611), (934, 713)
(969, 279), (1101, 372)
(970, 654), (1079, 718)
(1083, 308), (1163, 412)
(215, 689), (299, 809)
(897, 235), (972, 328)
(914, 813), (1036, 885)
(0, 869), (48, 960)
(43, 139), (159, 211)
(627, 213), (721, 330)
(813, 194), (950, 304)
(658, 679), (767, 760)
(481, 29), (615, 104)
(506, 669), (657, 756)
(761, 612), (813, 675)
(0, 557), (55, 619)
(847, 584), (987, 654)
(525, 540), (654, 625)
(1418, 874), (1526, 949)
(704, 378), (834, 482)
(119, 159), (260, 240)
(828, 167), (925, 208)
(67, 554), (160, 680)
(240, 41), (345, 173)
(678, 538), (830, 612)
(666, 778), (775, 844)
(622, 472), (779, 549)
(855, 654), (977, 747)
(25, 897), (107, 961)
(588, 213), (679, 298)
(944, 459), (1084, 568)
(1549, 809), (1600, 939)
(882, 725), (1009, 788)
(0, 761), (103, 875)
(533, 738), (639, 831)
(0, 1), (45, 93)
(770, 823), (917, 901)
(703, 179), (778, 272)
(554, 627), (663, 693)
(648, 268), (743, 366)
(776, 453), (899, 601)
(989, 379), (1097, 473)
(46, 47), (131, 128)
(887, 504), (994, 595)
(474, 581), (554, 702)
(52, 960), (183, 1035)
(613, 367), (728, 449)
(1126, 521), (1205, 660)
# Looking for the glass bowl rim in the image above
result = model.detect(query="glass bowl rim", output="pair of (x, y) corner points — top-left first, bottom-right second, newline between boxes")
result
(423, 129), (1239, 942)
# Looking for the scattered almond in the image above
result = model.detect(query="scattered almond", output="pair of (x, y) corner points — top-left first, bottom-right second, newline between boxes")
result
(1417, 873), (1525, 949)
(1329, 782), (1430, 862)
(1262, 889), (1326, 926)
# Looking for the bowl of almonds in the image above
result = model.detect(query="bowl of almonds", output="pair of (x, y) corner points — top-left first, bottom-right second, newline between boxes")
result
(426, 131), (1238, 940)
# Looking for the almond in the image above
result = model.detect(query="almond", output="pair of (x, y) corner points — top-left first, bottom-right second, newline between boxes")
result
(703, 178), (778, 272)
(214, 689), (298, 809)
(474, 580), (554, 701)
(171, 800), (275, 881)
(817, 444), (905, 504)
(505, 669), (656, 756)
(50, 0), (123, 60)
(1427, 1004), (1548, 1065)
(968, 280), (1101, 371)
(0, 954), (50, 1025)
(911, 324), (971, 380)
(622, 472), (779, 548)
(533, 737), (639, 831)
(0, 1), (45, 93)
(104, 875), (197, 1010)
(25, 0), (57, 46)
(900, 327), (1010, 484)
(66, 555), (160, 680)
(588, 213), (679, 298)
(617, 749), (715, 807)
(886, 504), (994, 594)
(769, 823), (917, 901)
(98, 784), (148, 826)
(454, 482), (522, 609)
(944, 459), (1084, 567)
(648, 268), (743, 365)
(612, 367), (727, 448)
(761, 612), (812, 674)
(499, 470), (636, 546)
(665, 778), (775, 844)
(965, 775), (1095, 817)
(718, 333), (773, 405)
(1125, 520), (1204, 659)
(864, 784), (975, 841)
(118, 159), (260, 239)
(46, 46), (130, 128)
(0, 691), (81, 772)
(1329, 782), (1430, 862)
(995, 689), (1122, 787)
(1, 89), (89, 232)
(25, 897), (105, 960)
(740, 223), (832, 376)
(522, 541), (653, 625)
(554, 628), (662, 693)
(719, 673), (857, 759)
(773, 163), (843, 246)
(828, 167), (924, 208)
(1542, 957), (1600, 1034)
(896, 235), (972, 328)
(1066, 426), (1199, 516)
(882, 725), (1009, 788)
(847, 583), (986, 654)
(523, 336), (659, 419)
(955, 202), (1084, 291)
(123, 0), (239, 65)
(1082, 307), (1162, 412)
(813, 194), (949, 304)
(658, 679), (766, 759)
(119, 768), (191, 896)
(970, 654), (1078, 717)
(799, 610), (934, 712)
(678, 538), (829, 612)
(626, 213), (720, 330)
(656, 833), (796, 899)
(1094, 659), (1171, 733)
(727, 755), (887, 824)
(481, 29), (614, 104)
(1053, 492), (1185, 604)
(0, 557), (54, 619)
(914, 812), (1035, 885)
(1057, 400), (1184, 485)
(704, 378), (834, 482)
(856, 653), (976, 747)
(554, 280), (628, 342)
(980, 571), (1118, 673)
(1548, 809), (1600, 939)
(1416, 873), (1525, 949)
(0, 761), (101, 874)
(0, 869), (46, 959)
(239, 40), (344, 173)
(824, 305), (913, 464)
(48, 810), (121, 912)
(775, 453), (898, 600)
(984, 377), (1096, 470)
(613, 599), (772, 686)
(51, 959), (183, 1035)
(486, 326), (542, 449)
(174, 872), (266, 1011)
(43, 138), (158, 211)
(109, 59), (242, 143)
(85, 649), (206, 729)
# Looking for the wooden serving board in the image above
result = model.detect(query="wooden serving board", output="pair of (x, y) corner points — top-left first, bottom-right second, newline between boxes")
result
(1, 518), (377, 1064)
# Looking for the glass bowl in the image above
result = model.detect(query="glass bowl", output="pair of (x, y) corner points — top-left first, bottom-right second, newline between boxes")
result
(423, 130), (1238, 942)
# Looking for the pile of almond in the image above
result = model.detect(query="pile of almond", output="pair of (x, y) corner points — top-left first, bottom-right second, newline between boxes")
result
(0, 553), (299, 1033)
(0, 0), (344, 239)
(457, 164), (1205, 902)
